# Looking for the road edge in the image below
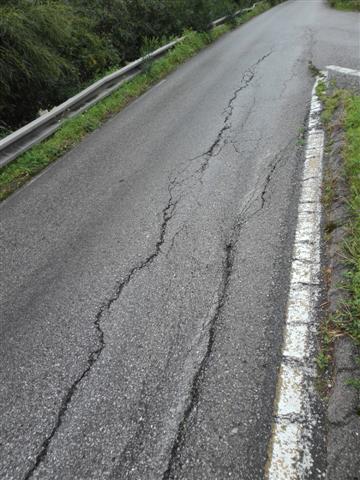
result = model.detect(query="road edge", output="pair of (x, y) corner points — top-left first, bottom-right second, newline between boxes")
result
(265, 74), (327, 479)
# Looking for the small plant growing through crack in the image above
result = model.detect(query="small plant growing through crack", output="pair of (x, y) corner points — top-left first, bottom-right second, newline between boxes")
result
(308, 60), (322, 78)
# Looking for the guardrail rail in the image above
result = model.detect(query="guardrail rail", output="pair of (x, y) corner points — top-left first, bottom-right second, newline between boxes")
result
(0, 3), (259, 169)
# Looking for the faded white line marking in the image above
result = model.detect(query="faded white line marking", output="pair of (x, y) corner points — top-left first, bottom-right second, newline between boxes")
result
(266, 74), (327, 480)
(327, 64), (360, 77)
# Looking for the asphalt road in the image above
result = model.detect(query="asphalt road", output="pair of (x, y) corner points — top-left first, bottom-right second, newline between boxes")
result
(1, 1), (359, 479)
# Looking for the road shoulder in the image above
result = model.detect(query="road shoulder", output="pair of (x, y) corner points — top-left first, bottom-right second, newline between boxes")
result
(318, 78), (360, 479)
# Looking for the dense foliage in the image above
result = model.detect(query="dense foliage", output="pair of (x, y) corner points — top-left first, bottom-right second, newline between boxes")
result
(0, 1), (112, 131)
(328, 0), (360, 10)
(0, 0), (279, 132)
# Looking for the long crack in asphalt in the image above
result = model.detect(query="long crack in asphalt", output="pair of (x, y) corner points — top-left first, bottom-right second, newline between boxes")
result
(170, 50), (273, 188)
(24, 50), (277, 479)
(197, 50), (272, 173)
(23, 182), (179, 479)
(161, 141), (290, 479)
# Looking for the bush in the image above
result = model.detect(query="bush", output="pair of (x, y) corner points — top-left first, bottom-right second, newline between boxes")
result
(0, 0), (113, 130)
(328, 0), (360, 10)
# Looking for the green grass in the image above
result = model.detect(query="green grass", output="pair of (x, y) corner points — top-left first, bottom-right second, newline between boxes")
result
(322, 168), (337, 212)
(319, 85), (360, 346)
(0, 1), (271, 201)
(346, 378), (360, 390)
(328, 0), (360, 10)
(341, 93), (360, 342)
(316, 349), (331, 372)
(316, 311), (334, 397)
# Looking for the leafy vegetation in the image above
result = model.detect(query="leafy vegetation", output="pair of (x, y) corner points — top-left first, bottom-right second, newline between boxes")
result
(328, 0), (360, 11)
(346, 378), (360, 390)
(0, 1), (112, 131)
(314, 84), (360, 399)
(0, 2), (273, 201)
(1, 0), (273, 134)
(319, 85), (360, 345)
(342, 93), (360, 342)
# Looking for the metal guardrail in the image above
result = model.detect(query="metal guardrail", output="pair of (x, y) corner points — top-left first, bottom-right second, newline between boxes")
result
(211, 3), (258, 27)
(0, 3), (259, 169)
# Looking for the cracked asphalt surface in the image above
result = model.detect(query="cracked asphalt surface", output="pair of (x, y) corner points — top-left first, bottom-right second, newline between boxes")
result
(1, 1), (359, 479)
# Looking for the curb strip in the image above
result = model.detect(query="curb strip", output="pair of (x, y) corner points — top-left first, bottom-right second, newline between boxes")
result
(266, 74), (327, 479)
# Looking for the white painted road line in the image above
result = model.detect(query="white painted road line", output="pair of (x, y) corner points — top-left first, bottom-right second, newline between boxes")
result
(266, 74), (327, 480)
(327, 65), (360, 77)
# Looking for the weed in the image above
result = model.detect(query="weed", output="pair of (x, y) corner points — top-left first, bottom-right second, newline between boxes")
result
(316, 80), (327, 100)
(346, 378), (360, 390)
(325, 221), (339, 235)
(328, 0), (360, 11)
(308, 60), (321, 78)
(321, 86), (360, 346)
(316, 350), (331, 371)
(322, 168), (337, 209)
(140, 36), (175, 74)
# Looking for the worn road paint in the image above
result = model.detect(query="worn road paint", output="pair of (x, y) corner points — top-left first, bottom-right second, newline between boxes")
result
(327, 65), (360, 78)
(266, 74), (326, 480)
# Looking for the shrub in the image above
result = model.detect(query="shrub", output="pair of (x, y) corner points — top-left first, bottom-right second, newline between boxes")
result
(328, 0), (360, 10)
(0, 0), (113, 130)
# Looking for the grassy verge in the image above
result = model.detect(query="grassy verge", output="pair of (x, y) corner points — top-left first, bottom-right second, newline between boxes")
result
(328, 0), (360, 11)
(316, 82), (360, 380)
(341, 92), (360, 341)
(0, 1), (271, 201)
